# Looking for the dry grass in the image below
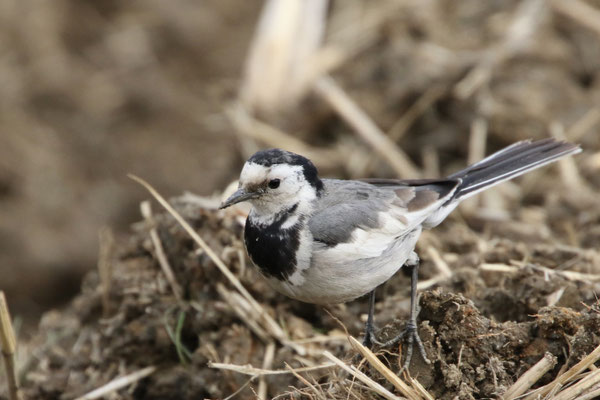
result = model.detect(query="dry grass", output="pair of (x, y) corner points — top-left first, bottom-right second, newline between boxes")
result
(0, 292), (22, 400)
(4, 0), (600, 399)
(123, 177), (600, 399)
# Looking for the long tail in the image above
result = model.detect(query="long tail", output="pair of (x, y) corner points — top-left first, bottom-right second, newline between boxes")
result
(448, 138), (580, 201)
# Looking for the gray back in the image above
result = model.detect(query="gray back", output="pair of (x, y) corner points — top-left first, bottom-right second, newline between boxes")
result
(308, 179), (459, 246)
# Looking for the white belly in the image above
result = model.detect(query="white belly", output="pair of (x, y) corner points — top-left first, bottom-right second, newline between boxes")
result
(265, 227), (422, 305)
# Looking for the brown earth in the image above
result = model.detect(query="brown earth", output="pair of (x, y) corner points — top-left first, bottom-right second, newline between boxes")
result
(18, 186), (600, 399)
(2, 0), (600, 399)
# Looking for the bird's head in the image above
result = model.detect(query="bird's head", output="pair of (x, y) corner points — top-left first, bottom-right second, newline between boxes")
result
(220, 149), (323, 216)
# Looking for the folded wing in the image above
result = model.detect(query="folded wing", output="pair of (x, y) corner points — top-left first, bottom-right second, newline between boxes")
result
(308, 179), (459, 259)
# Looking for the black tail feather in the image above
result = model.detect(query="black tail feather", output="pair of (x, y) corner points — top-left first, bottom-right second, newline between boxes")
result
(449, 139), (580, 200)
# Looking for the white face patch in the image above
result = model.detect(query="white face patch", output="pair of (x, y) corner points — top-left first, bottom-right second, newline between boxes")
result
(239, 162), (270, 186)
(239, 161), (318, 218)
(240, 162), (303, 187)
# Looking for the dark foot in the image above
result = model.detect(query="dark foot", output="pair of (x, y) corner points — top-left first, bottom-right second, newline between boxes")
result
(362, 321), (377, 348)
(373, 320), (430, 371)
(361, 255), (431, 371)
(362, 288), (377, 348)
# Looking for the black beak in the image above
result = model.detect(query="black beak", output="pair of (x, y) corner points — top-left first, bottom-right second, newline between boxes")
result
(219, 188), (259, 209)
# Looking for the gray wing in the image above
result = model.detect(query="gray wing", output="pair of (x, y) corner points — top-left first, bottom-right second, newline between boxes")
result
(308, 180), (389, 246)
(308, 179), (459, 246)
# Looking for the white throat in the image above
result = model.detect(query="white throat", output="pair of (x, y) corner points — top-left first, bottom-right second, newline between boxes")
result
(250, 184), (317, 226)
(239, 161), (320, 225)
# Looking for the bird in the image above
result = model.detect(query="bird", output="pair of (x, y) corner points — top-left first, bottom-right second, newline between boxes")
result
(220, 138), (580, 369)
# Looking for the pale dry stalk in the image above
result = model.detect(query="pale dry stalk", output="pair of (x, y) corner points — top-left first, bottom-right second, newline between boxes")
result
(0, 291), (22, 400)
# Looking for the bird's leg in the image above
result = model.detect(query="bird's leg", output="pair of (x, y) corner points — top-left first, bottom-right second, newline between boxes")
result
(374, 252), (430, 371)
(362, 288), (377, 347)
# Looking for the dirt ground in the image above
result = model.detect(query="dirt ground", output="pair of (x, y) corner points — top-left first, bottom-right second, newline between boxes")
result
(2, 0), (600, 399)
(17, 190), (600, 399)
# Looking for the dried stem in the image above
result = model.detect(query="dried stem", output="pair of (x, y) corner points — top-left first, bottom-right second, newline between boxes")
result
(503, 352), (556, 399)
(322, 351), (401, 400)
(480, 262), (600, 283)
(226, 104), (343, 169)
(97, 227), (115, 317)
(216, 283), (270, 343)
(524, 343), (600, 400)
(128, 175), (307, 355)
(257, 342), (276, 399)
(314, 75), (421, 179)
(348, 336), (428, 400)
(550, 122), (585, 189)
(454, 0), (545, 99)
(0, 292), (22, 400)
(74, 366), (157, 400)
(140, 201), (184, 303)
(566, 108), (600, 142)
(284, 362), (326, 400)
(551, 0), (600, 37)
(388, 85), (447, 142)
(208, 361), (336, 376)
(552, 369), (600, 400)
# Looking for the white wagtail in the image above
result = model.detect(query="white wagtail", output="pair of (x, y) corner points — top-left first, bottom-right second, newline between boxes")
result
(220, 138), (580, 368)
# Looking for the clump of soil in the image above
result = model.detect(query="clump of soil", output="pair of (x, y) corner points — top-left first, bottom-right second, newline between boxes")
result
(4, 0), (600, 399)
(16, 187), (600, 399)
(373, 291), (600, 399)
(20, 201), (339, 399)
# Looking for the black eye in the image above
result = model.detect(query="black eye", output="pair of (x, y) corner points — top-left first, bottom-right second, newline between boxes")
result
(268, 179), (280, 189)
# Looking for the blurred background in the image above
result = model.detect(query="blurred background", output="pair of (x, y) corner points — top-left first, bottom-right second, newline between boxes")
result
(1, 0), (599, 330)
(0, 0), (261, 322)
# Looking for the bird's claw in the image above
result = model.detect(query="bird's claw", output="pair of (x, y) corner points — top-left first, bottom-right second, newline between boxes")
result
(369, 321), (430, 371)
(362, 320), (378, 348)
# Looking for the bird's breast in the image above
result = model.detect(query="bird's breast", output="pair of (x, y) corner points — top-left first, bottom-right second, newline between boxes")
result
(244, 216), (303, 281)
